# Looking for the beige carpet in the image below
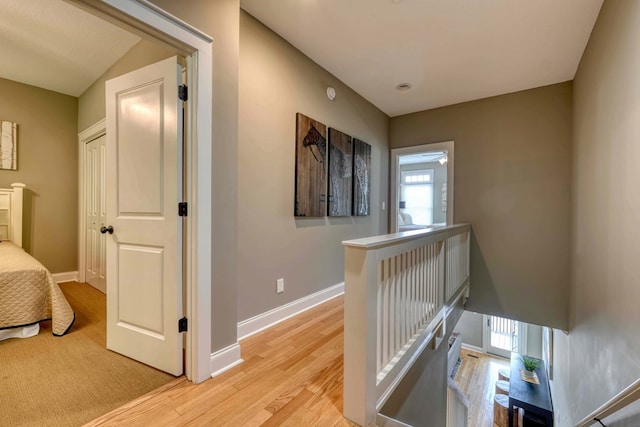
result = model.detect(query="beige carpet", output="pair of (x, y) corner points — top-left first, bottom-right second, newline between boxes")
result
(0, 282), (175, 427)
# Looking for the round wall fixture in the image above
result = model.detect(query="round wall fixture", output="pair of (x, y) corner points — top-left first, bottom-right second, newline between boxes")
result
(395, 82), (412, 91)
(327, 86), (336, 101)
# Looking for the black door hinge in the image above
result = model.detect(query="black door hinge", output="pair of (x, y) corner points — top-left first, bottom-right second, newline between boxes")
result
(178, 202), (188, 217)
(178, 317), (188, 333)
(178, 85), (188, 101)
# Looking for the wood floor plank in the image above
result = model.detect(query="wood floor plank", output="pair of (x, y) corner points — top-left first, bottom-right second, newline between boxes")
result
(84, 378), (187, 427)
(261, 389), (315, 427)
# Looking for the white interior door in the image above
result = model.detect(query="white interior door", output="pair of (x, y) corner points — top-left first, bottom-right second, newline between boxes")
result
(105, 56), (184, 376)
(85, 135), (107, 293)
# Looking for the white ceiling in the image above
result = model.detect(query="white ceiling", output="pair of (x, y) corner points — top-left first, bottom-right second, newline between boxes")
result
(0, 1), (604, 114)
(0, 0), (140, 97)
(241, 0), (604, 117)
(399, 152), (445, 165)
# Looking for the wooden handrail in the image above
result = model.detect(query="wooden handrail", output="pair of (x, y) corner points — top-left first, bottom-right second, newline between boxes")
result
(342, 223), (471, 250)
(575, 377), (640, 426)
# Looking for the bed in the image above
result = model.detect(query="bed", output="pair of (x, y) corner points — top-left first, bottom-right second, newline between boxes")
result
(0, 183), (75, 340)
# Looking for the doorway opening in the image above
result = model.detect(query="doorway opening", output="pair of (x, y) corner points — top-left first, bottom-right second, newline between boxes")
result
(484, 314), (526, 359)
(390, 141), (454, 233)
(72, 0), (214, 382)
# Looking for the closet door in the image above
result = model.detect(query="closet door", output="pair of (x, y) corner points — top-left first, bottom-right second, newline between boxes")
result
(85, 135), (106, 293)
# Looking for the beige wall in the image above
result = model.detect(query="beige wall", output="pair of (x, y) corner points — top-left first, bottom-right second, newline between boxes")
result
(0, 78), (77, 273)
(552, 0), (640, 424)
(78, 39), (174, 131)
(390, 82), (573, 331)
(237, 12), (389, 320)
(455, 311), (484, 348)
(147, 0), (240, 352)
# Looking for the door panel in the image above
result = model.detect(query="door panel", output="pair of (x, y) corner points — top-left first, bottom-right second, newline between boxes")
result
(85, 135), (106, 293)
(117, 82), (164, 215)
(105, 56), (183, 376)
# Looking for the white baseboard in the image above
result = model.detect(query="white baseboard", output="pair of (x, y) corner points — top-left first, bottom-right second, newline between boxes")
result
(210, 343), (243, 378)
(461, 343), (485, 354)
(237, 282), (345, 341)
(52, 271), (78, 284)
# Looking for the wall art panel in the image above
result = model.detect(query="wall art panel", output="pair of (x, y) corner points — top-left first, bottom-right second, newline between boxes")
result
(0, 120), (17, 170)
(328, 128), (353, 217)
(295, 113), (327, 217)
(353, 138), (371, 216)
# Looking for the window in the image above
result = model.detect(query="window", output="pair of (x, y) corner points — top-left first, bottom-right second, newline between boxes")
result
(400, 169), (434, 226)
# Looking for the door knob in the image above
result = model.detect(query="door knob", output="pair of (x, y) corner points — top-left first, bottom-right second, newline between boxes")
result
(100, 225), (114, 234)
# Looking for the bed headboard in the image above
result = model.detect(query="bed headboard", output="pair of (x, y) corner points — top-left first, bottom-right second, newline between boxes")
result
(0, 182), (25, 247)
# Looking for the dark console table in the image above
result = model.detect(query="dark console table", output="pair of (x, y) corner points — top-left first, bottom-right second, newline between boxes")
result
(508, 353), (553, 426)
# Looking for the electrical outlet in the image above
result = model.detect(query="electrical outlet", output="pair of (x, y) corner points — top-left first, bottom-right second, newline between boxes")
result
(276, 278), (284, 294)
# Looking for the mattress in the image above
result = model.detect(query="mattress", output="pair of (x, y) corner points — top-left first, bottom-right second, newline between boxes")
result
(0, 241), (75, 336)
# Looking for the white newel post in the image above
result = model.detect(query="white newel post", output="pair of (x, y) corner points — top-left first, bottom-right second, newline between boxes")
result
(343, 246), (378, 427)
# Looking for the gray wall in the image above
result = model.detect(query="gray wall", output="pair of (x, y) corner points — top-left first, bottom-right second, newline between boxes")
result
(552, 1), (640, 424)
(526, 323), (543, 359)
(0, 78), (77, 273)
(147, 0), (240, 353)
(456, 311), (483, 348)
(390, 82), (572, 330)
(237, 12), (389, 320)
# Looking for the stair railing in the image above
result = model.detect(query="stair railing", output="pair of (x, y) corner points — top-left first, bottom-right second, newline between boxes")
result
(447, 377), (469, 427)
(575, 377), (640, 426)
(342, 224), (471, 426)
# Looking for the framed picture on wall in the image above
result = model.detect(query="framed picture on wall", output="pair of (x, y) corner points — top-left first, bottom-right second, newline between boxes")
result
(0, 120), (18, 170)
(353, 138), (371, 216)
(328, 128), (353, 217)
(294, 113), (327, 217)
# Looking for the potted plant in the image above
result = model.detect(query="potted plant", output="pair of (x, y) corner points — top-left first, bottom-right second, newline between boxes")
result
(521, 356), (540, 379)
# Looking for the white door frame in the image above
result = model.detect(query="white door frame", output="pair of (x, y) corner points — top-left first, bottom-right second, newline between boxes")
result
(73, 0), (213, 383)
(482, 314), (528, 358)
(390, 141), (454, 233)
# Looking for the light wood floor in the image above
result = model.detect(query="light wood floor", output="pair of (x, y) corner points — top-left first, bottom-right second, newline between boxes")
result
(453, 348), (511, 427)
(85, 295), (356, 427)
(83, 295), (513, 427)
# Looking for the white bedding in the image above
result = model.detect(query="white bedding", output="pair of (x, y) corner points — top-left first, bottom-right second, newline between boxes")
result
(0, 323), (39, 341)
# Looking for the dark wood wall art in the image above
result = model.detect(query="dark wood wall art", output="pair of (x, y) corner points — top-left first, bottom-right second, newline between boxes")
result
(328, 128), (353, 217)
(295, 113), (327, 217)
(353, 138), (371, 216)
